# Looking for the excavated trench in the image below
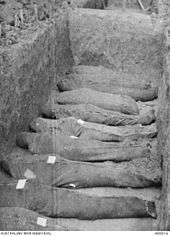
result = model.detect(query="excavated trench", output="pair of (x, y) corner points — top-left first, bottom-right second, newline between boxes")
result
(0, 0), (169, 231)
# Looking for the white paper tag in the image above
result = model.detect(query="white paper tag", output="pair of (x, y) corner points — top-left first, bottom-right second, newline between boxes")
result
(70, 135), (78, 139)
(16, 179), (27, 189)
(69, 183), (76, 188)
(24, 169), (36, 179)
(47, 155), (56, 164)
(77, 119), (85, 125)
(37, 217), (47, 227)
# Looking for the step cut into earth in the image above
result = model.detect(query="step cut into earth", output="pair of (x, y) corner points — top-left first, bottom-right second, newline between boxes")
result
(68, 9), (163, 99)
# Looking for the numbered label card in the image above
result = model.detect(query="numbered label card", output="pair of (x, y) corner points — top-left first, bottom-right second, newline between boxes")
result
(47, 155), (56, 164)
(16, 179), (27, 189)
(77, 119), (85, 125)
(70, 135), (78, 139)
(37, 217), (47, 227)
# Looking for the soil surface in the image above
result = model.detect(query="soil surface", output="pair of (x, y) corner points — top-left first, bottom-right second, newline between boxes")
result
(0, 0), (158, 46)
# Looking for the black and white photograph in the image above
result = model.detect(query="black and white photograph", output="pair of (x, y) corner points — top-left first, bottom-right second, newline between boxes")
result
(0, 0), (169, 232)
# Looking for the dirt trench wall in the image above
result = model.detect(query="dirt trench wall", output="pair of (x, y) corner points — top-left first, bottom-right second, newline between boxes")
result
(0, 0), (107, 25)
(107, 0), (158, 12)
(157, 39), (169, 230)
(0, 0), (108, 160)
(72, 0), (108, 9)
(0, 11), (74, 159)
(157, 0), (170, 230)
